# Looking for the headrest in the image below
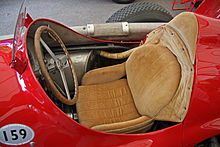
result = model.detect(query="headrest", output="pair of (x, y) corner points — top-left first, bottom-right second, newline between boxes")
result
(167, 12), (198, 64)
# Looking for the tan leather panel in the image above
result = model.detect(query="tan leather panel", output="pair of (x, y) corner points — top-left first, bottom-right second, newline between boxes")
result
(77, 79), (140, 128)
(81, 63), (126, 85)
(126, 45), (181, 118)
(144, 13), (196, 122)
(92, 116), (153, 134)
(167, 12), (198, 64)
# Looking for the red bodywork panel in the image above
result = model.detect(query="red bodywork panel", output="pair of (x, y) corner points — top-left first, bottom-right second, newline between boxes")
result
(0, 0), (220, 146)
(195, 0), (220, 19)
(182, 13), (220, 146)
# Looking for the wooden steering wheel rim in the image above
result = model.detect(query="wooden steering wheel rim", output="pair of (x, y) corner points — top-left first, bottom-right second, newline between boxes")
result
(34, 26), (78, 105)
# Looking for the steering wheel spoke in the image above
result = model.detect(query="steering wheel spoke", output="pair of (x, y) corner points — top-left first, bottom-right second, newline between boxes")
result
(40, 38), (58, 61)
(58, 68), (71, 100)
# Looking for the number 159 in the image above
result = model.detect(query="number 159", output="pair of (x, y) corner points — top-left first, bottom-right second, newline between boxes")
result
(3, 129), (26, 141)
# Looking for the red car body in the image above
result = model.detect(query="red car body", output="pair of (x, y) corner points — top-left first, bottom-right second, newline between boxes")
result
(0, 0), (219, 146)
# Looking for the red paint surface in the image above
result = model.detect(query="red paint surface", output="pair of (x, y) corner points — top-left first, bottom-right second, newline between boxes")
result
(0, 0), (220, 146)
(195, 0), (220, 19)
(182, 14), (220, 146)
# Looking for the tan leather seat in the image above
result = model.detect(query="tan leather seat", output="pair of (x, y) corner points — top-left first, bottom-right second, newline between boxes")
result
(77, 44), (181, 133)
(76, 12), (197, 134)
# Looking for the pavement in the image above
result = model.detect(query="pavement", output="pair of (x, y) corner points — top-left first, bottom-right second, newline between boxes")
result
(0, 0), (184, 36)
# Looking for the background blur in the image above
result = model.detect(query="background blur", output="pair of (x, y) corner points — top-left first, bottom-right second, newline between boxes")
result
(0, 0), (184, 36)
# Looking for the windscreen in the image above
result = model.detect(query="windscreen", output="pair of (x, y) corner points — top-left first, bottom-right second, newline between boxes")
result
(12, 0), (27, 61)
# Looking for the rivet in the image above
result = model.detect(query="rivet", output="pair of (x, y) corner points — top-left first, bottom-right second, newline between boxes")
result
(30, 142), (36, 146)
(182, 47), (185, 51)
(190, 68), (193, 71)
(171, 32), (174, 35)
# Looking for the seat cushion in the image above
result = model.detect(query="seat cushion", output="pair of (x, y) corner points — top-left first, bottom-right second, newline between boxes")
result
(77, 79), (140, 128)
(126, 45), (181, 118)
(92, 116), (153, 134)
(81, 63), (126, 86)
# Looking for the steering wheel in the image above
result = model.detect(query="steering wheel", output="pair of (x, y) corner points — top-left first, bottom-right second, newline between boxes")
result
(34, 26), (78, 105)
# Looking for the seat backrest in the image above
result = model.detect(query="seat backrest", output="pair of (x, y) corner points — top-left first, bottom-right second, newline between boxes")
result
(126, 44), (181, 118)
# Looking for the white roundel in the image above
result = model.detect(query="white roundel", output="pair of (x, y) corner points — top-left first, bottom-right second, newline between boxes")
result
(0, 124), (35, 146)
